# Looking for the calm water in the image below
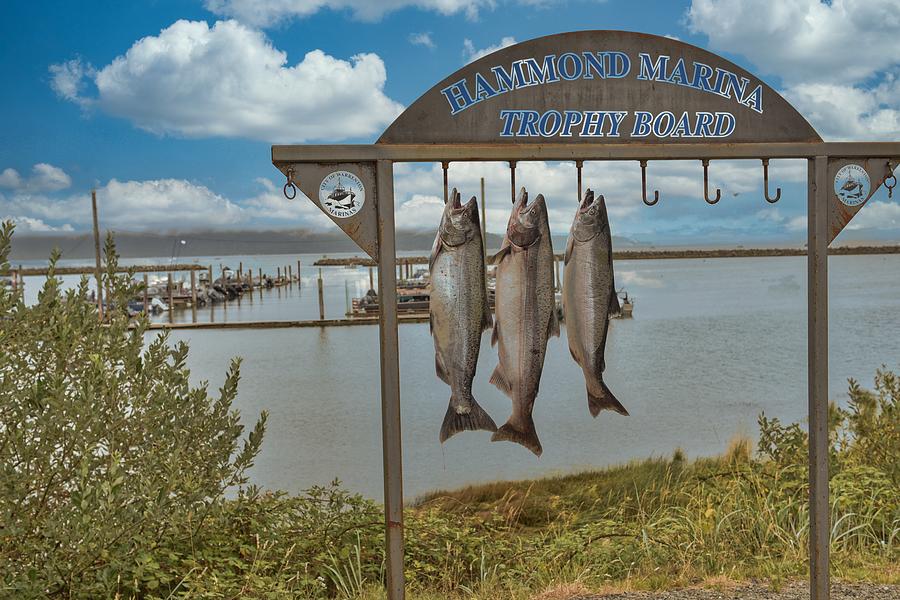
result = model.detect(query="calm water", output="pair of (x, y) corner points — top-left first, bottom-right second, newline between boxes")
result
(15, 253), (900, 500)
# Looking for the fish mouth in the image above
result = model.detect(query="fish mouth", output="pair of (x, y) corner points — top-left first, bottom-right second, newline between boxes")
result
(447, 187), (463, 212)
(579, 189), (595, 213)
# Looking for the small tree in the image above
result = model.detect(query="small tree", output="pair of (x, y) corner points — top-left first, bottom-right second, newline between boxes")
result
(0, 222), (266, 599)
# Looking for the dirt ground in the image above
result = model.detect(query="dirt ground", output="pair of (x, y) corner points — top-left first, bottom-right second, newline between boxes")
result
(536, 582), (900, 600)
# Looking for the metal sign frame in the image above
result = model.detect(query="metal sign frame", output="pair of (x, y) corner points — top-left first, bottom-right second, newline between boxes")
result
(272, 31), (900, 600)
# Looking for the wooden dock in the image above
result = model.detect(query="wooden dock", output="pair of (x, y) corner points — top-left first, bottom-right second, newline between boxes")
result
(147, 314), (429, 330)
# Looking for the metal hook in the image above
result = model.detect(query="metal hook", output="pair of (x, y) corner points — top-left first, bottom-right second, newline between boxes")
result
(283, 167), (297, 200)
(509, 160), (517, 204)
(640, 160), (659, 206)
(702, 159), (721, 205)
(762, 159), (781, 203)
(884, 160), (897, 199)
(575, 160), (583, 202)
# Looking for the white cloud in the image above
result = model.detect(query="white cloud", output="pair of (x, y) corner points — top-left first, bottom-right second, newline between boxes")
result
(786, 216), (807, 232)
(0, 163), (71, 192)
(845, 200), (900, 230)
(686, 0), (900, 86)
(48, 59), (95, 107)
(463, 36), (516, 63)
(408, 32), (436, 49)
(686, 0), (900, 141)
(3, 216), (74, 233)
(204, 0), (490, 27)
(50, 19), (403, 143)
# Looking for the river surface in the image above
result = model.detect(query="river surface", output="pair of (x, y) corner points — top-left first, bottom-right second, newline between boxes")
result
(14, 253), (900, 500)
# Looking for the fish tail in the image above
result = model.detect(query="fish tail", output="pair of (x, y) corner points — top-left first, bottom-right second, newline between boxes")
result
(491, 417), (542, 456)
(588, 381), (629, 417)
(440, 397), (497, 443)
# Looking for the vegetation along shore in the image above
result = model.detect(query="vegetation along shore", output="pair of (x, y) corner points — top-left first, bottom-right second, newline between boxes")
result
(1, 224), (897, 599)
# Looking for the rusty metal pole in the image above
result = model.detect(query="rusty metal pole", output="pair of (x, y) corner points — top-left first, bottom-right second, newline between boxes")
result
(376, 159), (404, 600)
(91, 189), (104, 320)
(808, 156), (830, 600)
(509, 160), (517, 203)
(442, 161), (449, 205)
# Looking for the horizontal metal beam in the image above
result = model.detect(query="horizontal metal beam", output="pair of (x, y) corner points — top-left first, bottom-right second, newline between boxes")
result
(273, 142), (900, 164)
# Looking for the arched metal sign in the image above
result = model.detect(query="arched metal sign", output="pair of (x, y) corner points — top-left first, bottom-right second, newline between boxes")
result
(272, 30), (899, 600)
(380, 31), (821, 145)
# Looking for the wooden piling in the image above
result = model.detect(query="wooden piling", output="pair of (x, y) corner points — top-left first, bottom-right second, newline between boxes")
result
(277, 266), (281, 284)
(297, 259), (302, 288)
(317, 268), (325, 320)
(288, 265), (293, 287)
(208, 265), (213, 286)
(167, 273), (174, 323)
(258, 268), (263, 299)
(143, 274), (149, 314)
(554, 258), (561, 291)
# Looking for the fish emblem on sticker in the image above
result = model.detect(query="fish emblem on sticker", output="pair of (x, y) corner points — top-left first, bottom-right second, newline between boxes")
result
(834, 164), (870, 207)
(320, 171), (365, 218)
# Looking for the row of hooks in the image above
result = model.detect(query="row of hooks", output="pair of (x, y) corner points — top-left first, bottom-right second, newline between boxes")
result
(284, 159), (897, 204)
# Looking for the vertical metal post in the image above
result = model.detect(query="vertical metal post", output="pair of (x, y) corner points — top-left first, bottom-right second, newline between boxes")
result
(317, 268), (325, 320)
(91, 189), (104, 320)
(808, 156), (830, 600)
(376, 159), (405, 600)
(509, 160), (517, 203)
(369, 266), (374, 291)
(480, 177), (487, 260)
(442, 161), (449, 205)
(190, 269), (198, 323)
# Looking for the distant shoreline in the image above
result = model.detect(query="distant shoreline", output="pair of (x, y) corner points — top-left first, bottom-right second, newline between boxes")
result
(313, 245), (900, 266)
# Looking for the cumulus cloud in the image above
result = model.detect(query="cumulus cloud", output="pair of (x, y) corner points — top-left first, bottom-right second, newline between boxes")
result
(3, 216), (74, 233)
(845, 200), (900, 230)
(463, 36), (516, 63)
(0, 163), (72, 193)
(49, 19), (403, 142)
(204, 0), (489, 27)
(408, 32), (436, 49)
(686, 0), (900, 140)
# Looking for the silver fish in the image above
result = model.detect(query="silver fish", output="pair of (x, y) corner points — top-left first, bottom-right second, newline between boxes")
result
(430, 188), (497, 442)
(563, 189), (629, 417)
(489, 188), (558, 456)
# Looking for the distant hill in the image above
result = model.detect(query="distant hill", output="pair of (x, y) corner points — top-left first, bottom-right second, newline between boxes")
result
(8, 229), (639, 261)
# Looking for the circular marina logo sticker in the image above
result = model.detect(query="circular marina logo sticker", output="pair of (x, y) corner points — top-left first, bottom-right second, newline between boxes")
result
(833, 164), (870, 207)
(319, 171), (365, 218)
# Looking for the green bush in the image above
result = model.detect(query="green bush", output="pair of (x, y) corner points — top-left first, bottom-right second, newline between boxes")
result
(0, 223), (266, 599)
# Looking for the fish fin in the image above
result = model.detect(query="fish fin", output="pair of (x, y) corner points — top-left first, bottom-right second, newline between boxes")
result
(429, 230), (443, 272)
(435, 355), (450, 385)
(548, 308), (560, 338)
(587, 381), (629, 418)
(491, 321), (500, 347)
(489, 365), (512, 395)
(491, 418), (542, 456)
(564, 231), (574, 265)
(482, 306), (493, 332)
(568, 345), (582, 367)
(609, 291), (621, 316)
(489, 244), (510, 265)
(440, 397), (497, 443)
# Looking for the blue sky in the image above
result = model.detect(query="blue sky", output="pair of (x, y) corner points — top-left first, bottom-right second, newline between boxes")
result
(1, 0), (898, 245)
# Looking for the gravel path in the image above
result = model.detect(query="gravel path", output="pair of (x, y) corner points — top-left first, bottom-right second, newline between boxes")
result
(571, 582), (900, 599)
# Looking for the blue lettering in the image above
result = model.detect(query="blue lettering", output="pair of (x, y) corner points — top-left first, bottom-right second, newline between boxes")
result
(538, 110), (563, 136)
(499, 110), (520, 136)
(693, 111), (715, 136)
(473, 72), (499, 101)
(667, 58), (689, 86)
(742, 84), (763, 113)
(518, 110), (540, 136)
(605, 51), (630, 78)
(652, 111), (676, 137)
(691, 62), (716, 92)
(632, 111), (653, 137)
(671, 112), (693, 137)
(561, 110), (584, 137)
(441, 79), (475, 115)
(582, 52), (605, 79)
(580, 111), (605, 136)
(607, 111), (628, 136)
(522, 55), (560, 86)
(637, 53), (669, 81)
(713, 112), (735, 137)
(557, 52), (583, 81)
